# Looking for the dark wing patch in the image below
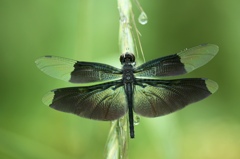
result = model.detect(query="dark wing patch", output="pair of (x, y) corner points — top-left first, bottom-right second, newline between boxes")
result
(134, 44), (218, 78)
(133, 78), (218, 117)
(35, 56), (122, 83)
(43, 82), (127, 121)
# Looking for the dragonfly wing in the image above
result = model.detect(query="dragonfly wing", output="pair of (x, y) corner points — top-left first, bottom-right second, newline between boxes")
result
(135, 44), (218, 78)
(35, 56), (122, 83)
(133, 78), (218, 117)
(43, 82), (127, 121)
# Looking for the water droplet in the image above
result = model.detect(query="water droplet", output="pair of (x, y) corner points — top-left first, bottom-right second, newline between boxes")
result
(134, 115), (140, 125)
(138, 12), (148, 25)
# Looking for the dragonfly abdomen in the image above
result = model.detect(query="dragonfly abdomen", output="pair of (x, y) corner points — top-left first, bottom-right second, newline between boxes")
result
(124, 82), (135, 138)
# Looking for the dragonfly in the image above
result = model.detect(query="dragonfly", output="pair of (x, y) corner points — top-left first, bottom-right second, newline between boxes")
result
(35, 43), (218, 138)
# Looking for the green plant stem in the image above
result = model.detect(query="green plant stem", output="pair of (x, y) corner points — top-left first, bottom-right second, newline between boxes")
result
(118, 0), (135, 54)
(105, 0), (135, 159)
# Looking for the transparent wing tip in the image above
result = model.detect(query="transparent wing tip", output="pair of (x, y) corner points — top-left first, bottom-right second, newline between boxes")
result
(205, 79), (218, 94)
(35, 57), (46, 68)
(35, 56), (52, 66)
(42, 91), (54, 106)
(204, 44), (219, 55)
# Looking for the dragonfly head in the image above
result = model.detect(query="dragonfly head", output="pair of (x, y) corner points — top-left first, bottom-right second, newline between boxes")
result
(120, 53), (136, 66)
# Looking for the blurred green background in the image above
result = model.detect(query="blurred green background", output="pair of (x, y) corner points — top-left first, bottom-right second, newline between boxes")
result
(1, 0), (239, 159)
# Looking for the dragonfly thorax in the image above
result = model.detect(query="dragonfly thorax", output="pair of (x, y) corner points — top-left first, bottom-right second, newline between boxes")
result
(122, 64), (135, 83)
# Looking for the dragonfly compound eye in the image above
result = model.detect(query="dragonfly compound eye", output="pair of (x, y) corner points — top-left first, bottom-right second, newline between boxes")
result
(120, 53), (135, 64)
